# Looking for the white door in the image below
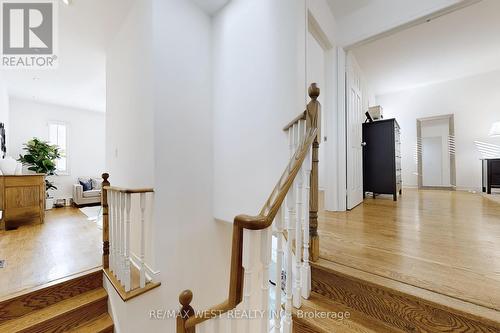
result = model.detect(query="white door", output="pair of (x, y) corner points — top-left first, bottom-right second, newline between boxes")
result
(346, 54), (364, 209)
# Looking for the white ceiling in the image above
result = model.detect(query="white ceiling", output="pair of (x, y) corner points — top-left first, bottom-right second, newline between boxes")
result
(191, 0), (229, 15)
(1, 0), (135, 112)
(326, 0), (371, 18)
(326, 0), (466, 47)
(351, 0), (500, 96)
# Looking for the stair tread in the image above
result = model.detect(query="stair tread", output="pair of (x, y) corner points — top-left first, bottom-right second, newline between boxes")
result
(313, 259), (500, 322)
(293, 293), (402, 333)
(0, 268), (103, 324)
(311, 259), (500, 332)
(0, 288), (108, 332)
(68, 313), (113, 333)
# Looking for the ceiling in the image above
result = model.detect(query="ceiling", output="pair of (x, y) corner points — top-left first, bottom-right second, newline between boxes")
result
(1, 0), (135, 112)
(326, 0), (371, 18)
(326, 0), (467, 47)
(191, 0), (229, 15)
(351, 0), (500, 96)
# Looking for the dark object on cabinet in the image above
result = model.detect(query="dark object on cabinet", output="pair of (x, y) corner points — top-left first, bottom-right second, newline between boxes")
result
(362, 118), (402, 201)
(0, 123), (5, 159)
(482, 158), (500, 194)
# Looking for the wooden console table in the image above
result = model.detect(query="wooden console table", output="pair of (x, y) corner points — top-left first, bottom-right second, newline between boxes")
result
(0, 174), (45, 230)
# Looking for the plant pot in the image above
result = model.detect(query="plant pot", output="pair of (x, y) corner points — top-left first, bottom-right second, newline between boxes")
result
(0, 157), (18, 175)
(46, 197), (54, 210)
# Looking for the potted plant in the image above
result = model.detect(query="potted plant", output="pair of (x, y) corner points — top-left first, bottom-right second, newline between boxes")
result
(18, 138), (61, 210)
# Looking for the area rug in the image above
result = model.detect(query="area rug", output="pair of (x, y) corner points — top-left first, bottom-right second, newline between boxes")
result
(79, 206), (103, 229)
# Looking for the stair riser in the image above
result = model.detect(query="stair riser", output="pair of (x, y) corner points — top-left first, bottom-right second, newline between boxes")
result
(17, 298), (108, 333)
(311, 265), (500, 333)
(0, 270), (103, 324)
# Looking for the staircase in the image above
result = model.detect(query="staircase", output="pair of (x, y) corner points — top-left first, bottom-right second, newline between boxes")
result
(292, 259), (500, 333)
(0, 268), (113, 333)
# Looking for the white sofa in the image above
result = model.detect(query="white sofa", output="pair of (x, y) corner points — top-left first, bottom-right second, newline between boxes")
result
(73, 177), (102, 206)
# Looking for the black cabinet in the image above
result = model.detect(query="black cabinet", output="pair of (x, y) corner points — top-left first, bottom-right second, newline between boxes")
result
(362, 119), (402, 201)
(482, 158), (500, 194)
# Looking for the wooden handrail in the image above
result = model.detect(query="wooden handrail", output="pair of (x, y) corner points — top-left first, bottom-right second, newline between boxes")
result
(103, 186), (154, 194)
(180, 128), (317, 330)
(283, 110), (306, 131)
(177, 83), (321, 332)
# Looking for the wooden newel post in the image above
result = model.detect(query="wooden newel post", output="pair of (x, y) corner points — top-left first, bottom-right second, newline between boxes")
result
(177, 290), (196, 333)
(306, 83), (320, 262)
(102, 173), (110, 269)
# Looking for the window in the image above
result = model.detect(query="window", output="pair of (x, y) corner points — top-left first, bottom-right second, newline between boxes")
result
(48, 122), (68, 174)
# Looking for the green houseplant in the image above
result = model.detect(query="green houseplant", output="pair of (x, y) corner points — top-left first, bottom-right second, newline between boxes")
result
(17, 138), (61, 202)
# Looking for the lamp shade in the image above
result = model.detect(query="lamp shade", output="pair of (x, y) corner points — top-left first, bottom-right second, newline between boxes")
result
(489, 121), (500, 137)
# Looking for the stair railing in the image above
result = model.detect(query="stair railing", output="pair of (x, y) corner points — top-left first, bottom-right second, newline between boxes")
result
(176, 84), (321, 333)
(101, 174), (160, 301)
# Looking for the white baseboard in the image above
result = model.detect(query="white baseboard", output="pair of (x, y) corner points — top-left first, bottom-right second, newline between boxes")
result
(403, 184), (483, 193)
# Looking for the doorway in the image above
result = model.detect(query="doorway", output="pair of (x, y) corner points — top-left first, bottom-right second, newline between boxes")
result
(307, 26), (327, 191)
(306, 11), (340, 211)
(417, 115), (456, 189)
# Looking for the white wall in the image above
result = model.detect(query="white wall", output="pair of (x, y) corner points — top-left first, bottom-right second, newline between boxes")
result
(8, 98), (105, 200)
(152, 0), (231, 324)
(377, 70), (500, 191)
(211, 0), (344, 214)
(105, 0), (154, 188)
(105, 1), (232, 332)
(213, 0), (300, 222)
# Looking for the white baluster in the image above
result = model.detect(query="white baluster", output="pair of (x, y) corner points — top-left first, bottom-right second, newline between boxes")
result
(117, 192), (124, 282)
(113, 191), (119, 277)
(108, 190), (114, 273)
(222, 313), (231, 333)
(231, 306), (238, 333)
(139, 193), (146, 288)
(302, 145), (312, 299)
(283, 208), (293, 332)
(260, 226), (271, 333)
(120, 192), (126, 283)
(108, 191), (113, 273)
(213, 316), (221, 333)
(294, 121), (306, 308)
(274, 207), (284, 333)
(124, 193), (132, 292)
(292, 123), (299, 155)
(242, 229), (253, 333)
(114, 191), (119, 274)
(293, 168), (304, 308)
(288, 125), (294, 159)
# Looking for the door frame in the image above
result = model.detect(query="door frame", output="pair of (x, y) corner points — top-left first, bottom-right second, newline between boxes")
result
(305, 10), (345, 211)
(416, 114), (456, 190)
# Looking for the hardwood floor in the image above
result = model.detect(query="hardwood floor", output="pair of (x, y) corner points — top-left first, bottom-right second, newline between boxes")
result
(0, 207), (101, 298)
(318, 189), (500, 311)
